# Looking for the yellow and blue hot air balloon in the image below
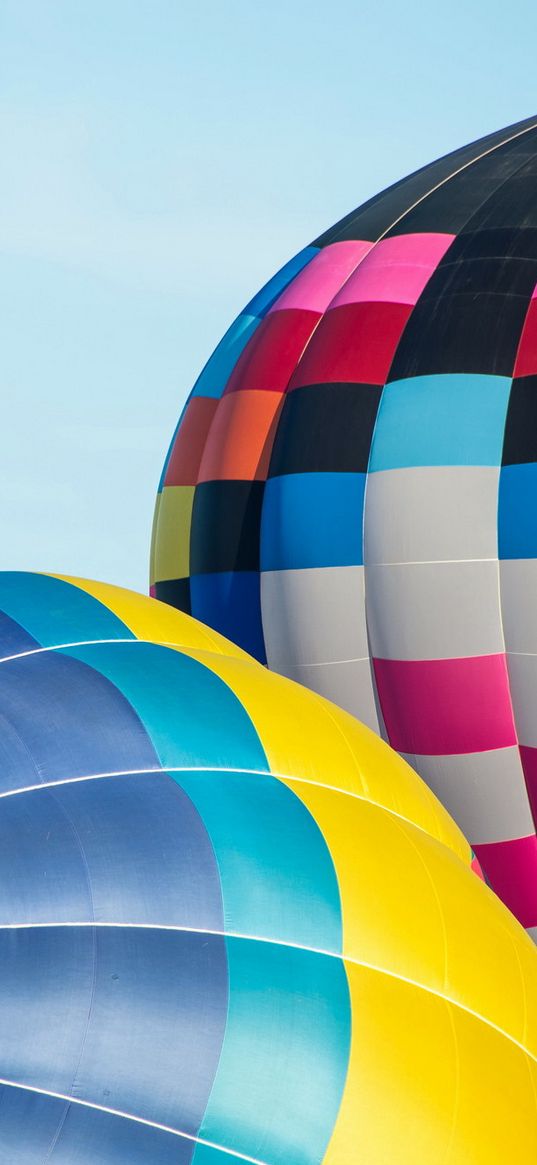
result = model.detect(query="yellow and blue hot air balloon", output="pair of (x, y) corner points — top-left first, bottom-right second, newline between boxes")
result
(0, 571), (535, 1162)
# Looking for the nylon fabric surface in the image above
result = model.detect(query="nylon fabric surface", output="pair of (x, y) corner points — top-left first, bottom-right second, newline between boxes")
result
(0, 573), (536, 1161)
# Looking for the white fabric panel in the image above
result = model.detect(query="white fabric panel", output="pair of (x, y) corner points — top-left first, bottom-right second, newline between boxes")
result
(506, 653), (537, 746)
(261, 566), (368, 668)
(275, 657), (381, 733)
(363, 466), (500, 565)
(401, 747), (534, 844)
(365, 560), (504, 660)
(500, 559), (537, 653)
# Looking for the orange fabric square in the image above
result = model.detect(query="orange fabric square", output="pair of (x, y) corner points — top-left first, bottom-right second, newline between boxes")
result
(198, 390), (284, 482)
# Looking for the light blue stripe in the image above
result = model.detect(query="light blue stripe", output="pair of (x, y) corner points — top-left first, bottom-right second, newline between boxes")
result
(370, 373), (512, 470)
(261, 472), (365, 570)
(175, 769), (342, 953)
(192, 314), (260, 399)
(194, 936), (350, 1165)
(0, 573), (133, 648)
(61, 642), (269, 772)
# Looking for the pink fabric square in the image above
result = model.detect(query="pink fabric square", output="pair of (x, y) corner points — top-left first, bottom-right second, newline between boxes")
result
(473, 834), (537, 928)
(373, 653), (517, 756)
(331, 232), (454, 307)
(269, 241), (372, 314)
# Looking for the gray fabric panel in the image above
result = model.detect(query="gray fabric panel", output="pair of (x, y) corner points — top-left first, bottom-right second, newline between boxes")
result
(527, 926), (537, 945)
(275, 658), (380, 733)
(506, 653), (537, 746)
(500, 559), (537, 653)
(363, 467), (500, 565)
(401, 746), (534, 844)
(365, 560), (504, 660)
(261, 566), (368, 668)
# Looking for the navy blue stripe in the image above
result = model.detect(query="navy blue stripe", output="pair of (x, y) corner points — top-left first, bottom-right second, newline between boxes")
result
(0, 1087), (194, 1164)
(0, 927), (228, 1137)
(0, 608), (39, 657)
(0, 651), (160, 792)
(0, 774), (225, 931)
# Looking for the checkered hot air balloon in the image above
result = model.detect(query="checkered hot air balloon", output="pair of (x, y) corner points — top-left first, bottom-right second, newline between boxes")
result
(152, 114), (537, 934)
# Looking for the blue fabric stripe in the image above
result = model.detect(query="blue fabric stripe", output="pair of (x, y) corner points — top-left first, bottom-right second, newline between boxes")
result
(63, 642), (269, 772)
(244, 247), (319, 318)
(195, 936), (351, 1165)
(369, 374), (512, 470)
(0, 927), (228, 1139)
(191, 315), (260, 400)
(0, 773), (225, 931)
(499, 462), (537, 558)
(0, 572), (133, 649)
(0, 651), (160, 792)
(0, 1090), (195, 1165)
(176, 769), (342, 952)
(0, 608), (39, 657)
(261, 472), (366, 570)
(190, 571), (266, 664)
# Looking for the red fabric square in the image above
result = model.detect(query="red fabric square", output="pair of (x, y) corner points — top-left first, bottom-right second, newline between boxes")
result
(289, 301), (413, 388)
(514, 297), (537, 377)
(225, 308), (320, 394)
(164, 396), (219, 486)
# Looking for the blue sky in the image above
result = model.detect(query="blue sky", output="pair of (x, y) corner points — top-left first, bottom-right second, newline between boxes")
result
(1, 0), (537, 591)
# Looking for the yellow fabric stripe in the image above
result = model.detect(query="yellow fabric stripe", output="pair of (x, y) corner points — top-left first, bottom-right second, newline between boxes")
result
(150, 485), (194, 583)
(323, 962), (537, 1164)
(283, 776), (537, 1056)
(177, 649), (470, 864)
(49, 576), (250, 659)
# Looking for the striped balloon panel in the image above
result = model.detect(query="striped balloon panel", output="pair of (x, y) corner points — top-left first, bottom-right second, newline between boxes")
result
(1, 574), (537, 1161)
(151, 114), (537, 932)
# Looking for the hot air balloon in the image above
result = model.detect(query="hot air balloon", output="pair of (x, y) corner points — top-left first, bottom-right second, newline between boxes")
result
(151, 113), (537, 934)
(0, 570), (535, 1161)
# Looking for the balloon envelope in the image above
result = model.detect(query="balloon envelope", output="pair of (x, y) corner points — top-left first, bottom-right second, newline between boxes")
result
(0, 571), (536, 1160)
(151, 113), (537, 933)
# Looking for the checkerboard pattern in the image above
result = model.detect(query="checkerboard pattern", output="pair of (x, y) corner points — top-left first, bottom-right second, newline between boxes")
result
(152, 113), (537, 932)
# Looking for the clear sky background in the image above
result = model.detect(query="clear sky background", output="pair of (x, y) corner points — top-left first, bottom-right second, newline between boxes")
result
(1, 0), (537, 592)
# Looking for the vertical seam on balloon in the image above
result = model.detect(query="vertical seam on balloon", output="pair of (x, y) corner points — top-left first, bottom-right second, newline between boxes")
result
(357, 127), (537, 771)
(258, 133), (537, 728)
(47, 788), (99, 1107)
(496, 294), (537, 841)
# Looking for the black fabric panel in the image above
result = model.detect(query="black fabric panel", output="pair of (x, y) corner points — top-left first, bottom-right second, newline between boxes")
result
(445, 227), (537, 262)
(419, 256), (537, 300)
(388, 292), (528, 379)
(153, 577), (191, 614)
(386, 131), (537, 237)
(268, 383), (382, 476)
(312, 115), (537, 246)
(502, 376), (537, 464)
(190, 480), (264, 574)
(464, 171), (537, 231)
